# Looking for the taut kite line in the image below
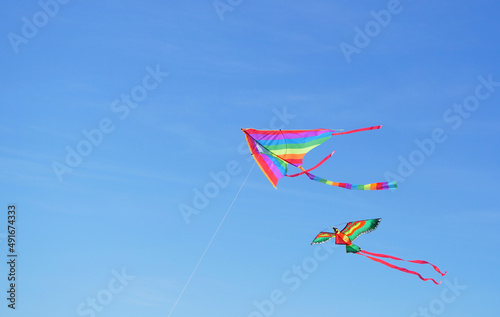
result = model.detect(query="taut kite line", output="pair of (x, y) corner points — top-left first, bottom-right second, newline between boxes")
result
(242, 125), (397, 190)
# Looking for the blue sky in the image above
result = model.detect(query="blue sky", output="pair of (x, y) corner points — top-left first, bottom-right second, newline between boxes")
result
(1, 0), (499, 316)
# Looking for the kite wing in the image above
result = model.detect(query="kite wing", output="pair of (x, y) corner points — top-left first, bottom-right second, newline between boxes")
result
(242, 128), (337, 188)
(310, 231), (336, 245)
(340, 218), (381, 243)
(305, 174), (397, 190)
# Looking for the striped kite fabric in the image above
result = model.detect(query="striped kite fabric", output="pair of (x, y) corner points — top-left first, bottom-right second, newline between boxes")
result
(242, 128), (338, 187)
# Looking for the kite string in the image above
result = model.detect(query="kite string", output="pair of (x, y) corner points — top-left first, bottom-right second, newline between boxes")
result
(167, 162), (256, 317)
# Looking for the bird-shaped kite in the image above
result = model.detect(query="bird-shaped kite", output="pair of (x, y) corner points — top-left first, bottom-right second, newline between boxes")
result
(241, 125), (397, 190)
(311, 218), (447, 284)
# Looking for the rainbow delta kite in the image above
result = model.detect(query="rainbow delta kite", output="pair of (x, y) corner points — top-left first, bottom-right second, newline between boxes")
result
(242, 125), (397, 190)
(311, 218), (447, 284)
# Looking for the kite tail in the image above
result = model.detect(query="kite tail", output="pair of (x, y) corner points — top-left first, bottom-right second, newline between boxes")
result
(286, 151), (335, 177)
(306, 172), (397, 190)
(289, 125), (394, 189)
(357, 250), (447, 284)
(330, 125), (382, 136)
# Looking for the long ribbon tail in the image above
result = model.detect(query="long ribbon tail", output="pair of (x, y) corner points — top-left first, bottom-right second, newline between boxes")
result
(357, 250), (446, 284)
(306, 173), (397, 190)
(359, 250), (447, 276)
(330, 125), (382, 136)
(286, 152), (336, 177)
